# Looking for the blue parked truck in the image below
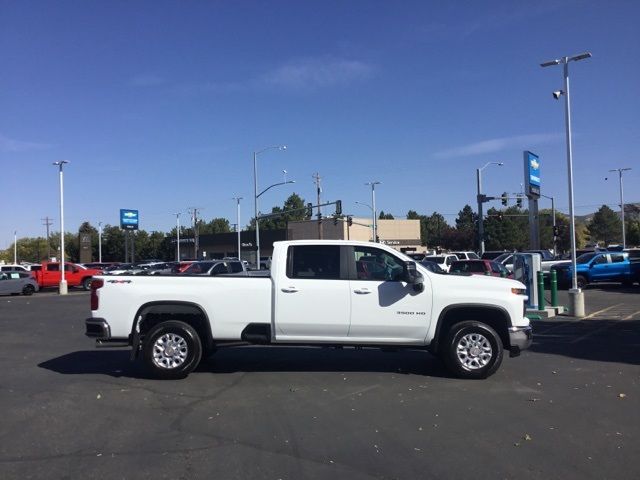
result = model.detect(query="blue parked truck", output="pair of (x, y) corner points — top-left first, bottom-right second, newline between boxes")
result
(551, 251), (637, 289)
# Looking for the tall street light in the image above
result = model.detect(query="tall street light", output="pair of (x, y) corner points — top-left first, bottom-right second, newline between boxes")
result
(14, 230), (17, 264)
(476, 162), (503, 254)
(355, 201), (374, 240)
(607, 168), (632, 249)
(253, 145), (287, 268)
(232, 197), (243, 260)
(173, 213), (181, 261)
(365, 181), (381, 242)
(98, 222), (103, 263)
(53, 160), (69, 295)
(541, 51), (591, 317)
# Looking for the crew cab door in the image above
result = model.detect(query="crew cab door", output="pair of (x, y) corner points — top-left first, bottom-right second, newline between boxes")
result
(348, 245), (431, 343)
(274, 245), (351, 339)
(589, 254), (610, 281)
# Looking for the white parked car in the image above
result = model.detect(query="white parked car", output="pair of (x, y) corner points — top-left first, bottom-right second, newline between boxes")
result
(424, 254), (459, 272)
(452, 251), (480, 261)
(0, 264), (30, 273)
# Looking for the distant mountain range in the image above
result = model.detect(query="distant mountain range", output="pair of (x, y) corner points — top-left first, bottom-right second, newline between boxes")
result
(575, 202), (640, 224)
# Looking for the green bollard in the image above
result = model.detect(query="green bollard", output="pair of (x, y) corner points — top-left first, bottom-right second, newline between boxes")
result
(550, 269), (558, 307)
(537, 271), (546, 311)
(485, 270), (491, 276)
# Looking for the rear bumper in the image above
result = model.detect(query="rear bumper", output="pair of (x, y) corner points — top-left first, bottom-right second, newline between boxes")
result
(85, 318), (111, 339)
(508, 325), (533, 357)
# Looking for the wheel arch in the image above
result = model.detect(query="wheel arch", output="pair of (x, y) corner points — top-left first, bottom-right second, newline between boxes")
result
(132, 301), (214, 353)
(430, 304), (511, 355)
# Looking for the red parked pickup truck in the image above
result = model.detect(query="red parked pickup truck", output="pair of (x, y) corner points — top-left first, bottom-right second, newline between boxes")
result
(33, 262), (102, 290)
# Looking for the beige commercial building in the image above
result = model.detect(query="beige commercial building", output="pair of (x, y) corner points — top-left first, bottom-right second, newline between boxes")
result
(287, 218), (425, 253)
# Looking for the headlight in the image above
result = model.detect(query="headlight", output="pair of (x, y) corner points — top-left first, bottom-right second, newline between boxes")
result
(511, 287), (526, 295)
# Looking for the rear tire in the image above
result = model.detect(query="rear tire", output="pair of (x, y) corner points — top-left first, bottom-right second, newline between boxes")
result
(442, 321), (504, 379)
(82, 277), (92, 291)
(22, 284), (35, 296)
(142, 321), (202, 379)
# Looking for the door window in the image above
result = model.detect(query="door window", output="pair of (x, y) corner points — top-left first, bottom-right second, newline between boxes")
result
(288, 245), (341, 279)
(353, 246), (404, 281)
(593, 255), (607, 265)
(210, 263), (228, 275)
(611, 254), (625, 263)
(47, 264), (59, 272)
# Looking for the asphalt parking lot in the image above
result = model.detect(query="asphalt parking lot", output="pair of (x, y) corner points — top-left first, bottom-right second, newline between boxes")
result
(1, 286), (639, 479)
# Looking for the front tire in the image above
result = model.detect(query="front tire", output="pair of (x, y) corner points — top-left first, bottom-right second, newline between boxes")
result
(142, 321), (202, 379)
(576, 275), (588, 289)
(442, 321), (504, 379)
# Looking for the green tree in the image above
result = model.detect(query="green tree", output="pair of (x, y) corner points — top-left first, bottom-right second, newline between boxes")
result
(251, 193), (308, 230)
(199, 218), (232, 235)
(626, 220), (640, 247)
(378, 210), (394, 220)
(483, 207), (528, 251)
(587, 205), (622, 245)
(451, 204), (477, 250)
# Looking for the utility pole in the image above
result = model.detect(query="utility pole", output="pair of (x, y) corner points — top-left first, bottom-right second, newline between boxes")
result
(313, 172), (323, 239)
(42, 217), (53, 260)
(173, 213), (181, 262)
(188, 207), (202, 259)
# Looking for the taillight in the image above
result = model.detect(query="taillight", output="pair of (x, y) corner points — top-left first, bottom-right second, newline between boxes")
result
(90, 279), (104, 310)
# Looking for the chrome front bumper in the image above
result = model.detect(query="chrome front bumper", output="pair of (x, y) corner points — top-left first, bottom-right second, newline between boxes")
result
(508, 325), (533, 357)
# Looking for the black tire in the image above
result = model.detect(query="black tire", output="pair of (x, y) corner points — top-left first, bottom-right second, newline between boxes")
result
(576, 275), (588, 289)
(82, 277), (92, 291)
(442, 321), (504, 379)
(22, 284), (35, 296)
(142, 321), (202, 379)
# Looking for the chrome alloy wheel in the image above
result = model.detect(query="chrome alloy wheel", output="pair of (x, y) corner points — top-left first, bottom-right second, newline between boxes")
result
(152, 333), (189, 369)
(456, 333), (493, 370)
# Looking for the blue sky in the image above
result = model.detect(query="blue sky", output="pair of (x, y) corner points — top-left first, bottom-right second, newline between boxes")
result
(1, 0), (639, 248)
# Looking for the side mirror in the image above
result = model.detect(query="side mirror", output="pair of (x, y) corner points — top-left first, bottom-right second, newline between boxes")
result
(403, 261), (424, 292)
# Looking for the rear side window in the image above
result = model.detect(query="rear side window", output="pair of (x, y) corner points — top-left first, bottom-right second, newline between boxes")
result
(47, 264), (59, 272)
(611, 254), (625, 263)
(288, 245), (341, 279)
(229, 262), (244, 273)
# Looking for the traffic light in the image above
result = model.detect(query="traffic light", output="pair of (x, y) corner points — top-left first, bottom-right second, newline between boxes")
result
(516, 196), (523, 208)
(501, 192), (508, 207)
(347, 216), (353, 227)
(335, 200), (342, 216)
(306, 203), (313, 218)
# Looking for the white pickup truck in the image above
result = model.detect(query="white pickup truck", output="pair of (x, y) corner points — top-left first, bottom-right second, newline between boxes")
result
(86, 240), (532, 380)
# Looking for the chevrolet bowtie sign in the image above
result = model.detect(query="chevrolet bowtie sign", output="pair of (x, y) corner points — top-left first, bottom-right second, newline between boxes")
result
(120, 209), (139, 230)
(523, 151), (540, 199)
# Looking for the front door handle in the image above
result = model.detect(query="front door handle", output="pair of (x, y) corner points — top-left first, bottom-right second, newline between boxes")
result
(354, 288), (371, 294)
(281, 287), (299, 293)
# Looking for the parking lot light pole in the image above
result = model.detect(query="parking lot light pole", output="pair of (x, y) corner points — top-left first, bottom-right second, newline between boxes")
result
(607, 168), (632, 249)
(541, 51), (591, 317)
(98, 222), (102, 263)
(233, 197), (243, 260)
(14, 230), (17, 264)
(173, 213), (181, 261)
(476, 162), (503, 255)
(254, 145), (287, 269)
(53, 160), (69, 295)
(365, 181), (381, 241)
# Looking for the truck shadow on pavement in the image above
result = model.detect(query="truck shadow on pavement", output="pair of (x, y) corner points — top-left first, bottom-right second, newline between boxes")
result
(530, 318), (640, 365)
(38, 347), (452, 378)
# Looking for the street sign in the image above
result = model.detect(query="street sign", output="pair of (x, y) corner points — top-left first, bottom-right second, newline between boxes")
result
(523, 151), (540, 198)
(120, 209), (139, 230)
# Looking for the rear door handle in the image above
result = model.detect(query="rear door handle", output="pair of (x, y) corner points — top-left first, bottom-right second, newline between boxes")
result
(354, 288), (371, 294)
(281, 287), (299, 293)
